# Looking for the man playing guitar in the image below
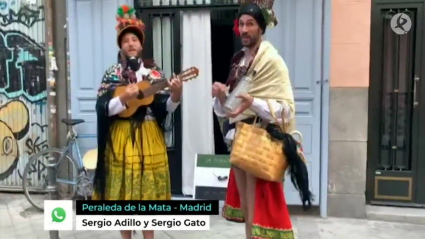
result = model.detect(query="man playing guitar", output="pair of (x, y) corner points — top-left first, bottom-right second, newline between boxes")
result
(92, 5), (182, 239)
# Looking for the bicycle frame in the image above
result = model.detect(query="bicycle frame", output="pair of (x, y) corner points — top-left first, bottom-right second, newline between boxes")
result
(55, 126), (85, 186)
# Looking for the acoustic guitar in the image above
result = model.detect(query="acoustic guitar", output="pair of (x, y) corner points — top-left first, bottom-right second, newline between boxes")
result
(114, 67), (199, 118)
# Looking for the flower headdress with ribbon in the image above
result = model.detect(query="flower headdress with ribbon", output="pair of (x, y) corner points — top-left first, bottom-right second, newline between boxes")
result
(115, 5), (146, 48)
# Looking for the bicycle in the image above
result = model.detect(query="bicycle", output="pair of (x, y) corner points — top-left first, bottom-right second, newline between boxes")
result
(22, 118), (95, 211)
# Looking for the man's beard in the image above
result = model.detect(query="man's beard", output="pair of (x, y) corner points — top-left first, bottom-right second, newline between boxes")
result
(241, 35), (258, 48)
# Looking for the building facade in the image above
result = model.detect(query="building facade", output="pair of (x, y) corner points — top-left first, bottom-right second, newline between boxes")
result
(66, 0), (327, 212)
(1, 0), (424, 220)
(329, 0), (425, 218)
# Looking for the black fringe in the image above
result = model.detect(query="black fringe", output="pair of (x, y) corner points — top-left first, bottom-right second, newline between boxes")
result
(266, 124), (314, 210)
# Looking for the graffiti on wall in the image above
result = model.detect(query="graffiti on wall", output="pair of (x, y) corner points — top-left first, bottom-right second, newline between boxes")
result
(0, 3), (44, 27)
(0, 2), (46, 101)
(0, 29), (46, 102)
(0, 0), (48, 185)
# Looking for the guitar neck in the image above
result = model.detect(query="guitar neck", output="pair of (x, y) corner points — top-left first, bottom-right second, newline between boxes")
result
(142, 73), (183, 97)
(142, 80), (168, 97)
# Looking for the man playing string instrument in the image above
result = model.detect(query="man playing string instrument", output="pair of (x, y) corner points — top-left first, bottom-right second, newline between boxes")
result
(92, 5), (182, 239)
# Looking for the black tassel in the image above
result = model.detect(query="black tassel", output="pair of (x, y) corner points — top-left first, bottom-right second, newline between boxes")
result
(266, 125), (314, 210)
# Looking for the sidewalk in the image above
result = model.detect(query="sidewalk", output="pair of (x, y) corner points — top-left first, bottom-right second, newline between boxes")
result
(1, 192), (425, 239)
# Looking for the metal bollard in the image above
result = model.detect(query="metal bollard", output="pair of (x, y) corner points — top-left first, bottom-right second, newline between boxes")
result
(46, 156), (60, 239)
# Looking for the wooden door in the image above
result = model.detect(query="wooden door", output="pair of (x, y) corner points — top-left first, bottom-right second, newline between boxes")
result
(275, 0), (323, 205)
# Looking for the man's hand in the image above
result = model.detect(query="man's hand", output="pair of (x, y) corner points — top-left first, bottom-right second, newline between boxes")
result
(212, 82), (227, 104)
(169, 73), (182, 103)
(227, 94), (254, 118)
(119, 84), (139, 104)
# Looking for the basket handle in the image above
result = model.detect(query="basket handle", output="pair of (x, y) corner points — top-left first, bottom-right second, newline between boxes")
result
(290, 130), (303, 144)
(266, 100), (287, 133)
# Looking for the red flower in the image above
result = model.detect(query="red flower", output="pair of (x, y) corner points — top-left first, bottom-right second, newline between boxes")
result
(150, 70), (161, 79)
(233, 19), (240, 37)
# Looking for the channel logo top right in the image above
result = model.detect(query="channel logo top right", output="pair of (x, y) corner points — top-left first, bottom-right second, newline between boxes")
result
(390, 13), (412, 35)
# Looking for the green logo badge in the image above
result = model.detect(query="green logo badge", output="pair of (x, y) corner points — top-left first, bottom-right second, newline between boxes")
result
(51, 207), (66, 223)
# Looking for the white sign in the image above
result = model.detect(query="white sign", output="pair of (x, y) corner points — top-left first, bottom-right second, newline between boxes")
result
(75, 215), (210, 230)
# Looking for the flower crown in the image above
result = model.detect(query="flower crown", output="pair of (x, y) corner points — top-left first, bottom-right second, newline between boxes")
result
(115, 5), (145, 33)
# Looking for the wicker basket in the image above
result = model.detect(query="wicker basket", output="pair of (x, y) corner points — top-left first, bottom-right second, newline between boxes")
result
(230, 100), (290, 182)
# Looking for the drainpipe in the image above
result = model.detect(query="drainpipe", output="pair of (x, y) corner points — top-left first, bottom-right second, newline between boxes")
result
(44, 1), (60, 237)
(44, 0), (59, 149)
(52, 0), (68, 148)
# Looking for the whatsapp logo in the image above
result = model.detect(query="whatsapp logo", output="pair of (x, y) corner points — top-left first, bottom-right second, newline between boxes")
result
(51, 207), (66, 223)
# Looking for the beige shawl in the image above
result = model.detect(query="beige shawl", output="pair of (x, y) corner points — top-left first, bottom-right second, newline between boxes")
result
(230, 41), (296, 132)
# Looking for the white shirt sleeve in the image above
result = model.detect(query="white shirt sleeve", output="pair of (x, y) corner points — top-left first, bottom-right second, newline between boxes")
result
(108, 97), (127, 117)
(249, 98), (293, 123)
(212, 97), (227, 117)
(166, 97), (180, 113)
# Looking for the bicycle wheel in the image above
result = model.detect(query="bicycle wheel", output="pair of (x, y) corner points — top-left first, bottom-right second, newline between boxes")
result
(22, 148), (79, 211)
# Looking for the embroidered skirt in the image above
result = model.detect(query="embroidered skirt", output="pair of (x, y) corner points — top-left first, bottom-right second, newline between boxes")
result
(222, 168), (295, 239)
(92, 119), (171, 200)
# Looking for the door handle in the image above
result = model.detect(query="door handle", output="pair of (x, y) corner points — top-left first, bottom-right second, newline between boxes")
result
(413, 75), (419, 108)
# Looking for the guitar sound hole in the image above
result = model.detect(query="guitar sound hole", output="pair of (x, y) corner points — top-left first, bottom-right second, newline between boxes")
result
(137, 90), (145, 99)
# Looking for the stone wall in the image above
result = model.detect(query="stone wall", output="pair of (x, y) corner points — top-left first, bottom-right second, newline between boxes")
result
(328, 0), (371, 218)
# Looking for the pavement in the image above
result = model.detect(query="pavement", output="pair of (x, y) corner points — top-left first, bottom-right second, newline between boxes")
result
(2, 193), (425, 239)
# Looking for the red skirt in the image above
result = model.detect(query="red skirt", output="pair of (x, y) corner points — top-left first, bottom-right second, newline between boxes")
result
(222, 168), (295, 239)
